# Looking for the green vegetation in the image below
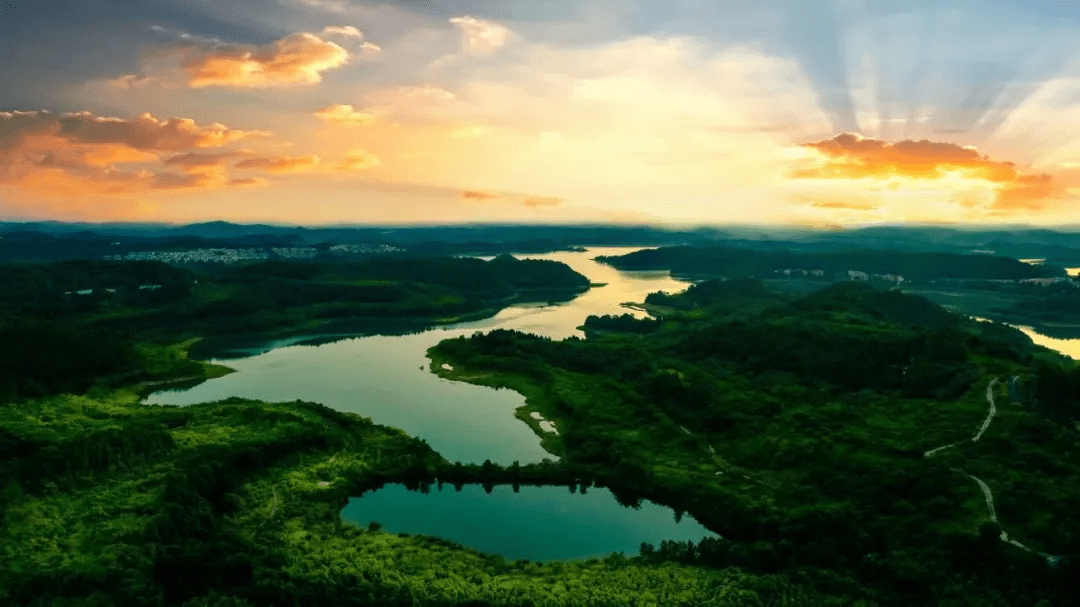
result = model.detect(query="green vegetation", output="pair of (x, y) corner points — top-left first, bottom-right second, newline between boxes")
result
(0, 256), (588, 401)
(431, 281), (1080, 605)
(597, 245), (1063, 280)
(5, 250), (1080, 605)
(0, 391), (796, 606)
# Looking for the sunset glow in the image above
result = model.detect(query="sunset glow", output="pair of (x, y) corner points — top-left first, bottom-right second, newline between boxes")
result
(5, 0), (1080, 225)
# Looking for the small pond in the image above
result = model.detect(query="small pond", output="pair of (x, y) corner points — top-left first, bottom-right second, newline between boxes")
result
(340, 484), (715, 562)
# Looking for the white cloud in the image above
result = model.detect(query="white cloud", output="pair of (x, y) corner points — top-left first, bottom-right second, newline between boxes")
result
(449, 16), (513, 56)
(320, 25), (364, 38)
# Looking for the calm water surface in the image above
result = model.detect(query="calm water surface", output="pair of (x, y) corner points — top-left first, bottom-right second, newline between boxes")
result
(146, 248), (709, 561)
(972, 316), (1080, 360)
(341, 484), (714, 562)
(146, 248), (689, 464)
(147, 251), (1080, 560)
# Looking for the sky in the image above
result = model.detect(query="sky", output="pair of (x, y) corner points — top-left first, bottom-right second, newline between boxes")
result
(4, 0), (1080, 227)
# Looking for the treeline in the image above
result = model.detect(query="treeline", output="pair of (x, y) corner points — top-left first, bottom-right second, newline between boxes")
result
(582, 313), (660, 334)
(0, 324), (198, 405)
(0, 255), (592, 395)
(431, 281), (1080, 604)
(598, 245), (1063, 280)
(0, 260), (193, 321)
(644, 277), (775, 310)
(0, 256), (588, 336)
(999, 288), (1080, 323)
(230, 254), (589, 296)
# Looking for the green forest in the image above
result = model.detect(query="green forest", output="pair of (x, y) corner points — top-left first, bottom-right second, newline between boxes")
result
(2, 256), (1080, 605)
(0, 256), (588, 405)
(431, 281), (1080, 605)
(596, 245), (1063, 280)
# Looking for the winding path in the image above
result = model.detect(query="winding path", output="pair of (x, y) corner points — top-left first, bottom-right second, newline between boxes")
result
(925, 377), (1061, 564)
(923, 377), (998, 459)
(972, 378), (999, 442)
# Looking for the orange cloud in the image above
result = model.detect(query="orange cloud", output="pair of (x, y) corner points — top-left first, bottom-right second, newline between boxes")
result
(314, 104), (375, 126)
(234, 155), (321, 173)
(335, 149), (381, 171)
(79, 144), (159, 167)
(792, 133), (1062, 212)
(151, 170), (226, 190)
(228, 176), (270, 188)
(181, 33), (351, 88)
(804, 199), (878, 211)
(0, 110), (270, 210)
(163, 152), (235, 170)
(522, 196), (563, 207)
(461, 190), (504, 201)
(1, 110), (265, 151)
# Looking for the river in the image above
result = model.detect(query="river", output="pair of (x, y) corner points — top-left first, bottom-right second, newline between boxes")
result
(145, 248), (690, 463)
(145, 251), (1080, 562)
(145, 248), (713, 560)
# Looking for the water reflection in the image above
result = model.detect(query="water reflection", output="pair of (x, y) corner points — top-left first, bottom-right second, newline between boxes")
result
(341, 484), (714, 562)
(146, 248), (691, 464)
(972, 316), (1080, 360)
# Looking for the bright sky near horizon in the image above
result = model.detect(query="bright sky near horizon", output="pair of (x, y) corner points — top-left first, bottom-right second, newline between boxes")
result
(4, 0), (1080, 227)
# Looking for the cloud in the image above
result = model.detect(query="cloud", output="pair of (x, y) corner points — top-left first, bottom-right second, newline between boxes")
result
(293, 0), (352, 13)
(358, 42), (382, 59)
(0, 109), (272, 208)
(234, 155), (322, 173)
(461, 189), (503, 200)
(335, 149), (381, 171)
(149, 25), (225, 45)
(450, 125), (489, 138)
(521, 195), (563, 207)
(317, 26), (381, 58)
(163, 152), (235, 169)
(320, 25), (364, 38)
(0, 110), (267, 151)
(791, 133), (1063, 212)
(228, 176), (270, 188)
(459, 190), (562, 207)
(804, 199), (878, 211)
(314, 104), (375, 126)
(106, 74), (153, 89)
(449, 16), (513, 56)
(151, 171), (225, 190)
(181, 33), (351, 88)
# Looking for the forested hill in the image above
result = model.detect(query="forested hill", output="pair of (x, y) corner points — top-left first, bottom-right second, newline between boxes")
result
(431, 280), (1079, 605)
(0, 256), (589, 405)
(597, 245), (1064, 280)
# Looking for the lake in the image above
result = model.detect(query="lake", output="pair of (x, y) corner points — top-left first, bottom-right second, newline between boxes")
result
(341, 484), (714, 562)
(146, 248), (690, 464)
(147, 250), (1080, 562)
(145, 248), (712, 561)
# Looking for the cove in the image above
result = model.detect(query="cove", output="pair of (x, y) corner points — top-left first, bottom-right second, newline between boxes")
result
(340, 484), (715, 563)
(146, 247), (691, 465)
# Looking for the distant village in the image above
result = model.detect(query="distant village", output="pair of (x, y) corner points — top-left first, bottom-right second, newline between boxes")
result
(776, 268), (904, 284)
(100, 243), (404, 264)
(773, 268), (1078, 287)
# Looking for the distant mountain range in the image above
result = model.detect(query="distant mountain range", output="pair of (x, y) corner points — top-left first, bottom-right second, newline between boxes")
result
(5, 220), (1080, 263)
